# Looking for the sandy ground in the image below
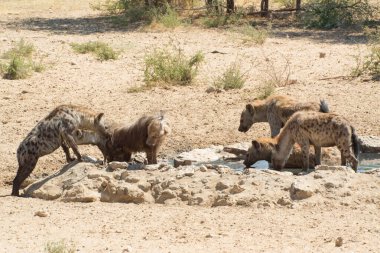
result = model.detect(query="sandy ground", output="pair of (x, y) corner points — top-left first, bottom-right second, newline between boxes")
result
(0, 0), (379, 252)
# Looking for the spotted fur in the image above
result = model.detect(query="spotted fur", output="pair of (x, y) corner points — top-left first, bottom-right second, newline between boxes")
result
(12, 105), (108, 196)
(238, 95), (329, 137)
(271, 111), (359, 172)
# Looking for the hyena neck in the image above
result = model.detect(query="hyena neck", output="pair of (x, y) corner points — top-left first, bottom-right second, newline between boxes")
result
(275, 131), (294, 160)
(252, 100), (268, 122)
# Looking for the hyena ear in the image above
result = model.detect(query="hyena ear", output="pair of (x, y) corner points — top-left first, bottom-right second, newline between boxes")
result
(73, 129), (83, 139)
(163, 124), (171, 135)
(252, 140), (261, 150)
(246, 104), (254, 115)
(95, 113), (104, 124)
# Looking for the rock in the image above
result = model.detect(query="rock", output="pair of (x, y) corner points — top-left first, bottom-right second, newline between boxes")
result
(335, 237), (343, 247)
(212, 194), (235, 207)
(26, 184), (62, 200)
(277, 197), (292, 206)
(100, 184), (146, 204)
(215, 181), (230, 191)
(34, 211), (49, 217)
(107, 161), (128, 171)
(156, 189), (177, 204)
(229, 184), (245, 194)
(290, 180), (315, 200)
(216, 165), (232, 174)
(199, 165), (208, 172)
(315, 165), (355, 173)
(62, 184), (99, 202)
(176, 166), (195, 178)
(122, 245), (133, 253)
(144, 164), (161, 171)
(138, 181), (151, 192)
(358, 135), (380, 153)
(173, 158), (192, 168)
(120, 171), (130, 180)
(20, 175), (40, 188)
(124, 176), (140, 183)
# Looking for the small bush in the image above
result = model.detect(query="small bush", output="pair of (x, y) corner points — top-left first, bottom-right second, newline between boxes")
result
(2, 39), (35, 59)
(214, 63), (246, 90)
(257, 81), (275, 99)
(202, 14), (228, 28)
(274, 0), (295, 8)
(1, 39), (44, 79)
(236, 24), (269, 45)
(154, 4), (181, 28)
(45, 240), (76, 253)
(144, 48), (204, 85)
(353, 46), (380, 80)
(3, 56), (32, 80)
(301, 0), (377, 29)
(70, 41), (118, 61)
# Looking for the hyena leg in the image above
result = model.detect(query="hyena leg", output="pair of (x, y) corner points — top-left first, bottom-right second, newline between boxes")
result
(268, 117), (282, 138)
(146, 149), (156, 164)
(314, 145), (322, 165)
(61, 131), (82, 161)
(341, 147), (358, 172)
(300, 141), (310, 172)
(61, 142), (75, 162)
(12, 157), (38, 196)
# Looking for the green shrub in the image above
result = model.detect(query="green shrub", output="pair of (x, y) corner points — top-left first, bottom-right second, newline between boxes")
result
(236, 24), (269, 45)
(302, 0), (377, 29)
(3, 56), (32, 80)
(45, 240), (76, 253)
(214, 63), (246, 90)
(274, 0), (295, 8)
(70, 41), (118, 61)
(257, 81), (275, 99)
(144, 48), (204, 85)
(2, 39), (35, 59)
(155, 4), (181, 28)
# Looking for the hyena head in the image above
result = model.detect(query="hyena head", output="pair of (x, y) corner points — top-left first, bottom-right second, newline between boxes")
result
(271, 146), (287, 171)
(238, 104), (255, 133)
(146, 115), (171, 147)
(244, 140), (269, 167)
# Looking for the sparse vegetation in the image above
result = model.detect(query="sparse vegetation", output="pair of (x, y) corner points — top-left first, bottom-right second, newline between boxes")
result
(352, 45), (380, 80)
(70, 41), (119, 61)
(257, 81), (276, 99)
(263, 55), (294, 87)
(274, 0), (295, 8)
(214, 63), (246, 90)
(144, 48), (204, 86)
(1, 39), (43, 80)
(45, 240), (76, 253)
(3, 56), (32, 80)
(301, 0), (377, 29)
(235, 24), (269, 45)
(95, 1), (181, 28)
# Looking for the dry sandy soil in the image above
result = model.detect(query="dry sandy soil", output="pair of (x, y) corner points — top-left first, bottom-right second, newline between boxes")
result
(0, 0), (379, 252)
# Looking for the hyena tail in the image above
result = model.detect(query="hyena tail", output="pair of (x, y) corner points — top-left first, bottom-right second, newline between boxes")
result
(319, 99), (329, 113)
(351, 126), (360, 159)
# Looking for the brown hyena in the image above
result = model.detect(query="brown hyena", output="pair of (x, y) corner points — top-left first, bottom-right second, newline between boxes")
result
(12, 105), (109, 196)
(238, 95), (329, 137)
(271, 111), (360, 172)
(97, 115), (171, 164)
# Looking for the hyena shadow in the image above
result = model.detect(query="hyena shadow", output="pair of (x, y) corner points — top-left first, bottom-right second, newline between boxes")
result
(22, 160), (86, 197)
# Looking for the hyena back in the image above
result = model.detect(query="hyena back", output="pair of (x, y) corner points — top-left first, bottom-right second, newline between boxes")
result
(12, 105), (108, 196)
(272, 111), (359, 172)
(97, 114), (171, 165)
(238, 95), (329, 137)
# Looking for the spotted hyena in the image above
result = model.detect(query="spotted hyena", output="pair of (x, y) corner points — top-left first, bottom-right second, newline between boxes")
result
(243, 138), (340, 169)
(96, 114), (171, 164)
(271, 111), (359, 172)
(238, 95), (329, 137)
(12, 105), (109, 196)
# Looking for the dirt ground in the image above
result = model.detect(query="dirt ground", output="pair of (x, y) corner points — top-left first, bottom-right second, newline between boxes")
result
(0, 0), (379, 252)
